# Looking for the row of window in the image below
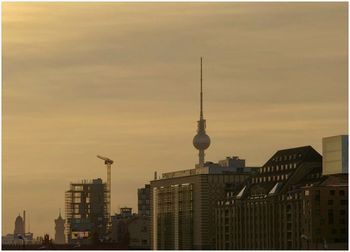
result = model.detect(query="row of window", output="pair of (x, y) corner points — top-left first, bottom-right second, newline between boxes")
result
(271, 153), (302, 162)
(253, 174), (290, 183)
(260, 163), (297, 174)
(329, 190), (346, 196)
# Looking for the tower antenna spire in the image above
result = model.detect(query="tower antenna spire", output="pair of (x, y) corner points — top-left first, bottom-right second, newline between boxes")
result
(200, 57), (203, 119)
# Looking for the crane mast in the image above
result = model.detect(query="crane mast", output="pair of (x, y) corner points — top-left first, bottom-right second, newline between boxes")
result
(97, 155), (114, 230)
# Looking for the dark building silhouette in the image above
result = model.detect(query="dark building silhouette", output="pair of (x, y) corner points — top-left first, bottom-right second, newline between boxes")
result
(14, 214), (25, 236)
(54, 210), (65, 244)
(138, 184), (150, 217)
(128, 215), (150, 249)
(215, 145), (348, 250)
(65, 178), (108, 244)
(110, 207), (150, 249)
(137, 184), (151, 249)
(111, 207), (135, 244)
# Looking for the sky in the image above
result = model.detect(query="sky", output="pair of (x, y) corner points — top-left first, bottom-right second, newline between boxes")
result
(2, 2), (348, 237)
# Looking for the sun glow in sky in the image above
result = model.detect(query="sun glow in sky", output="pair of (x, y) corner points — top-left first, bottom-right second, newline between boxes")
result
(2, 2), (347, 236)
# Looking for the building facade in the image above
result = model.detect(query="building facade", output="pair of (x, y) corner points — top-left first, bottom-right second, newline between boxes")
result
(138, 184), (150, 217)
(215, 145), (348, 250)
(128, 216), (151, 249)
(323, 135), (348, 175)
(150, 156), (257, 249)
(65, 178), (109, 244)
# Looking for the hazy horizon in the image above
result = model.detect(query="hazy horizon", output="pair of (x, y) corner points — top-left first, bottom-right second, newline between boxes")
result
(2, 2), (347, 237)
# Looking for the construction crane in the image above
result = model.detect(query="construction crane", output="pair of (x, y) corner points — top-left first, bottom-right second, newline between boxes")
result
(97, 155), (113, 227)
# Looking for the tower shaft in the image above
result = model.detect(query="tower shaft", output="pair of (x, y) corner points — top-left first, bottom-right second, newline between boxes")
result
(107, 164), (111, 222)
(199, 149), (205, 167)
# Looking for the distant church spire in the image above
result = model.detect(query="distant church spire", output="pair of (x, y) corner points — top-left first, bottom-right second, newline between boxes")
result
(193, 57), (211, 167)
(55, 209), (65, 244)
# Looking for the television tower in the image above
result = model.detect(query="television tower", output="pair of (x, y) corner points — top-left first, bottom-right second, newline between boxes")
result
(193, 57), (211, 167)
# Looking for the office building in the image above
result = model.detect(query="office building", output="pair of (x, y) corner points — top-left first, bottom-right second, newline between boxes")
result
(215, 145), (348, 250)
(138, 184), (150, 217)
(323, 135), (348, 175)
(151, 156), (256, 249)
(65, 178), (109, 244)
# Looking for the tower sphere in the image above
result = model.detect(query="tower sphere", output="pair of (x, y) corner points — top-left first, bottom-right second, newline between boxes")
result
(193, 133), (211, 150)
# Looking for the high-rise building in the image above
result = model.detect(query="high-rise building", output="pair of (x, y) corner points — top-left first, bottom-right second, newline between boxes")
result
(215, 145), (348, 250)
(65, 178), (109, 244)
(151, 157), (256, 249)
(322, 135), (348, 175)
(54, 210), (65, 244)
(138, 184), (150, 217)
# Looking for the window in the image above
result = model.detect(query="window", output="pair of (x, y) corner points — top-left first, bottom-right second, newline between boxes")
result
(315, 209), (320, 216)
(330, 190), (335, 196)
(341, 200), (347, 205)
(328, 200), (334, 205)
(328, 209), (334, 224)
(339, 190), (345, 196)
(315, 190), (321, 202)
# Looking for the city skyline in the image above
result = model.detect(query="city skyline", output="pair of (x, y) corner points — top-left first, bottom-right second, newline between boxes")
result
(3, 3), (347, 237)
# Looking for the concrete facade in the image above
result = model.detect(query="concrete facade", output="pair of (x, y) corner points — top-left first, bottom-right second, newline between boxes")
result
(323, 135), (348, 175)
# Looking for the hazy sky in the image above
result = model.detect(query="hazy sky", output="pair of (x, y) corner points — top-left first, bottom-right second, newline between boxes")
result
(3, 2), (348, 237)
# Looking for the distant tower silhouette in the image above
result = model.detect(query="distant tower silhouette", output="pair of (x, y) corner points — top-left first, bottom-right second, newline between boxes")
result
(193, 57), (211, 167)
(54, 209), (65, 244)
(14, 214), (25, 236)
